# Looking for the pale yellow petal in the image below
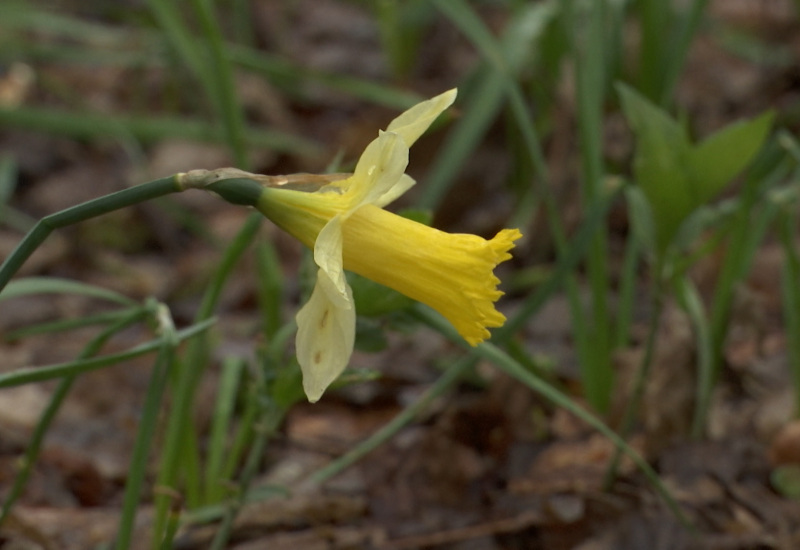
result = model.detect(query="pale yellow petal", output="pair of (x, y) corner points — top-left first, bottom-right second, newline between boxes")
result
(385, 88), (457, 147)
(313, 216), (349, 305)
(374, 174), (416, 208)
(349, 131), (408, 207)
(296, 274), (356, 402)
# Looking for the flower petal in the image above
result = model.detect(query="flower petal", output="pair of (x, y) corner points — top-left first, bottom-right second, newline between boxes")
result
(340, 204), (522, 345)
(295, 273), (356, 402)
(349, 131), (409, 207)
(374, 174), (416, 208)
(386, 88), (457, 147)
(313, 216), (349, 306)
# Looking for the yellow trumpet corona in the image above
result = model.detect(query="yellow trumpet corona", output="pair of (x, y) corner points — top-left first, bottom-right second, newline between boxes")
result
(255, 89), (522, 401)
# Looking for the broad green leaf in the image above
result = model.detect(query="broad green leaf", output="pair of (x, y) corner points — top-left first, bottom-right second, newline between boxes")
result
(624, 186), (656, 254)
(618, 83), (773, 254)
(617, 83), (693, 251)
(688, 110), (775, 206)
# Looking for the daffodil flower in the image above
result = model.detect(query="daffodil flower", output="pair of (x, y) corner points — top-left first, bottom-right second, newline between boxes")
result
(253, 89), (521, 401)
(182, 89), (522, 402)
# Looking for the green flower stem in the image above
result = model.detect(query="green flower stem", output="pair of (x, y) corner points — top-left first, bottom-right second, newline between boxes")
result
(0, 306), (149, 526)
(115, 304), (178, 550)
(0, 176), (181, 295)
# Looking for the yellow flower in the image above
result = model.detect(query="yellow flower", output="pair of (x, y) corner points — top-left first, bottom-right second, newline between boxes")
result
(256, 89), (521, 402)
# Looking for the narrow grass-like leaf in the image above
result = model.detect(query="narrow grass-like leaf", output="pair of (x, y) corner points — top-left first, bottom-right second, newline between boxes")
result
(659, 0), (710, 105)
(145, 0), (216, 105)
(204, 357), (246, 503)
(674, 276), (713, 437)
(115, 304), (178, 550)
(420, 0), (557, 210)
(694, 164), (785, 434)
(0, 318), (214, 388)
(0, 277), (136, 306)
(188, 0), (248, 167)
(3, 310), (135, 341)
(413, 304), (690, 527)
(569, 0), (614, 411)
(208, 379), (284, 549)
(152, 213), (262, 543)
(231, 46), (422, 108)
(0, 106), (320, 157)
(637, 0), (673, 100)
(0, 155), (17, 208)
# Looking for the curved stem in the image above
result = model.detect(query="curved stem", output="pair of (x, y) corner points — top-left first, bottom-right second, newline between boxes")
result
(0, 176), (181, 295)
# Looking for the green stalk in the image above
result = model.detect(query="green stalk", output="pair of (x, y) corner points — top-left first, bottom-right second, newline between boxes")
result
(152, 213), (262, 544)
(570, 0), (614, 411)
(420, 0), (557, 210)
(115, 305), (178, 550)
(637, 0), (671, 100)
(0, 154), (17, 208)
(697, 179), (776, 432)
(208, 394), (283, 550)
(203, 357), (246, 503)
(676, 276), (714, 438)
(189, 0), (248, 167)
(145, 0), (217, 105)
(0, 176), (180, 294)
(659, 0), (709, 106)
(0, 106), (319, 156)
